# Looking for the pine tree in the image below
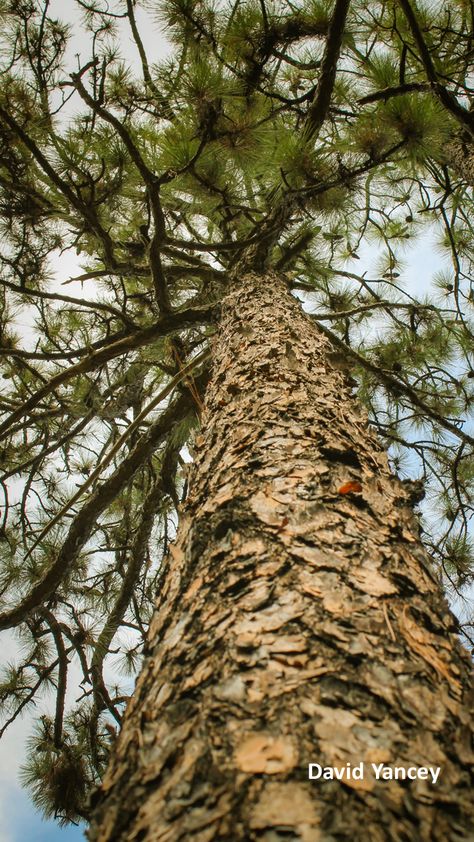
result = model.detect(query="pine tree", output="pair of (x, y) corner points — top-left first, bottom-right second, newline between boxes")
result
(0, 0), (472, 836)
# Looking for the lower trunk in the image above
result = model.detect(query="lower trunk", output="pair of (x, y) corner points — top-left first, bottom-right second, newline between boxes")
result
(88, 272), (473, 842)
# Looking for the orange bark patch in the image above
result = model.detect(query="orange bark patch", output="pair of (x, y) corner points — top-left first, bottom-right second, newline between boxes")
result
(337, 480), (363, 494)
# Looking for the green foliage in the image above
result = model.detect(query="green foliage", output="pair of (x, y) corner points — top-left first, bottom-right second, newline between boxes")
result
(385, 94), (452, 160)
(19, 716), (100, 826)
(442, 535), (474, 587)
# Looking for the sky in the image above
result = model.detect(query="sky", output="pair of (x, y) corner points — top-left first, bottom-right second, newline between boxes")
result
(0, 633), (85, 842)
(0, 1), (471, 839)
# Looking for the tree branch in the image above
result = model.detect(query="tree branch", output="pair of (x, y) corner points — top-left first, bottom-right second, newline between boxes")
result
(69, 70), (172, 312)
(358, 81), (430, 105)
(90, 445), (180, 720)
(70, 68), (156, 186)
(0, 105), (117, 265)
(303, 0), (351, 143)
(0, 386), (205, 631)
(24, 347), (210, 559)
(40, 609), (68, 748)
(1, 279), (137, 329)
(398, 0), (474, 137)
(314, 318), (474, 447)
(125, 0), (174, 120)
(0, 304), (215, 438)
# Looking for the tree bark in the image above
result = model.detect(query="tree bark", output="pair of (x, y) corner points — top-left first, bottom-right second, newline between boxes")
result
(445, 134), (474, 185)
(88, 272), (474, 842)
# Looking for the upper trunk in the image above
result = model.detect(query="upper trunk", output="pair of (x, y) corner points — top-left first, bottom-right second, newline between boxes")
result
(88, 272), (473, 842)
(445, 134), (474, 185)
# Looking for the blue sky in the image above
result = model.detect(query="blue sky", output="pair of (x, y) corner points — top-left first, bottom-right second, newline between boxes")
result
(0, 790), (84, 842)
(0, 627), (84, 842)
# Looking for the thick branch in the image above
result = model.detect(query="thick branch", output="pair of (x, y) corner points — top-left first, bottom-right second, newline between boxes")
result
(24, 348), (210, 558)
(0, 304), (215, 438)
(70, 71), (172, 312)
(358, 81), (429, 104)
(70, 69), (156, 186)
(398, 0), (474, 137)
(40, 609), (68, 748)
(90, 447), (180, 718)
(303, 0), (351, 142)
(0, 389), (201, 631)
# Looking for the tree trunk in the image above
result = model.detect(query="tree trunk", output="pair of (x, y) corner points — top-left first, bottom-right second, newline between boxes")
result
(445, 134), (474, 185)
(88, 272), (473, 842)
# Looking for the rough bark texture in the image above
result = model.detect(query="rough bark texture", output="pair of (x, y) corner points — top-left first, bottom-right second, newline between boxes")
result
(88, 272), (474, 842)
(445, 135), (474, 185)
